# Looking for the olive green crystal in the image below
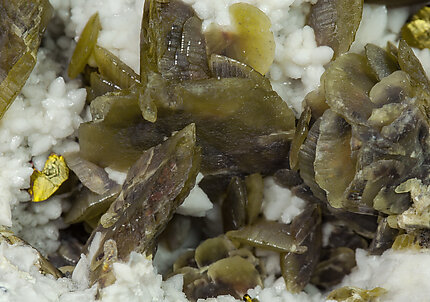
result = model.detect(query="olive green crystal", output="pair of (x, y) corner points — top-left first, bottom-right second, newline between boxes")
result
(68, 13), (101, 79)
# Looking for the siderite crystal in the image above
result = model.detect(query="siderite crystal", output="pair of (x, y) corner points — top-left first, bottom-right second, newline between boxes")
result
(298, 44), (430, 216)
(0, 0), (52, 118)
(308, 0), (363, 59)
(85, 123), (200, 288)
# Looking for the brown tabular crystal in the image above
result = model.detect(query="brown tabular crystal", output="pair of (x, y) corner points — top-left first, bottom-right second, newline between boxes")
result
(308, 0), (363, 58)
(0, 0), (52, 118)
(86, 123), (200, 287)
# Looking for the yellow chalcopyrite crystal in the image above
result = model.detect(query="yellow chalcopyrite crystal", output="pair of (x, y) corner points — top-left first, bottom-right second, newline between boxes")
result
(29, 154), (69, 202)
(402, 7), (430, 49)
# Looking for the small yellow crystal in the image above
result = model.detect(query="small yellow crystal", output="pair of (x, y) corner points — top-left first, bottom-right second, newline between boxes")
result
(401, 7), (430, 49)
(29, 154), (69, 202)
(243, 294), (259, 302)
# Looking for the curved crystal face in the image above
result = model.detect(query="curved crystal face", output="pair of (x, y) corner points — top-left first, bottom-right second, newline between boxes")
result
(298, 40), (430, 242)
(68, 12), (101, 79)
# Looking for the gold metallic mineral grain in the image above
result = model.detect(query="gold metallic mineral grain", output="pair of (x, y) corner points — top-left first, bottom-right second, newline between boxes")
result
(29, 154), (69, 202)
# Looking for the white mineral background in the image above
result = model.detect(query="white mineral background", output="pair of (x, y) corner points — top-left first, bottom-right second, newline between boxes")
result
(0, 0), (428, 301)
